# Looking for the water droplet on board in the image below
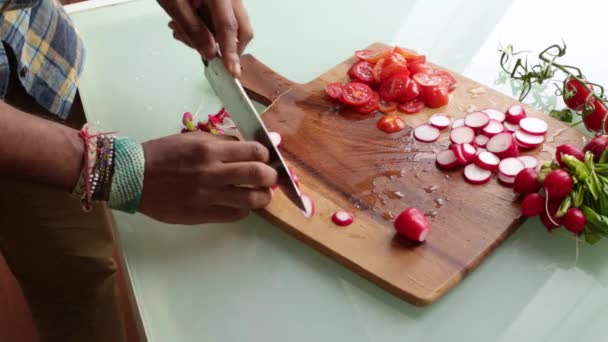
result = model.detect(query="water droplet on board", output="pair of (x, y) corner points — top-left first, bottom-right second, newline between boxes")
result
(424, 185), (439, 193)
(434, 198), (445, 208)
(424, 211), (438, 218)
(394, 191), (405, 198)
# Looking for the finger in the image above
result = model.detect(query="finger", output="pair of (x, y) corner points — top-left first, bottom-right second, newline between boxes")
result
(211, 162), (278, 188)
(161, 0), (217, 58)
(232, 0), (253, 55)
(212, 141), (269, 163)
(169, 20), (194, 48)
(199, 205), (249, 223)
(210, 0), (240, 77)
(214, 187), (273, 209)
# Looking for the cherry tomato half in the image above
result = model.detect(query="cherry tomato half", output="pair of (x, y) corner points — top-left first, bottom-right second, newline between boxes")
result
(378, 100), (397, 113)
(325, 83), (343, 100)
(379, 52), (408, 81)
(339, 82), (374, 107)
(379, 73), (410, 101)
(348, 61), (375, 84)
(564, 77), (593, 110)
(355, 49), (390, 63)
(393, 46), (426, 65)
(400, 77), (420, 102)
(398, 98), (425, 114)
(583, 100), (608, 133)
(409, 63), (434, 76)
(377, 115), (406, 133)
(413, 73), (443, 87)
(372, 58), (385, 83)
(433, 70), (457, 92)
(354, 92), (379, 114)
(422, 85), (449, 108)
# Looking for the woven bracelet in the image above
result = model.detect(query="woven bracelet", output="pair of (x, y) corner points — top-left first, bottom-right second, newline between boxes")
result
(108, 137), (145, 214)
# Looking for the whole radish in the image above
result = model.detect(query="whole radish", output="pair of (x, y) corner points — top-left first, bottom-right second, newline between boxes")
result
(555, 144), (585, 167)
(543, 169), (573, 200)
(521, 193), (544, 217)
(541, 200), (563, 231)
(394, 207), (430, 242)
(583, 135), (608, 162)
(513, 169), (541, 196)
(563, 208), (586, 234)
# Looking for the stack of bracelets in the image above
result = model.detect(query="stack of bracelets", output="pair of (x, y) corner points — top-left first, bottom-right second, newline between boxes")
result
(71, 124), (145, 214)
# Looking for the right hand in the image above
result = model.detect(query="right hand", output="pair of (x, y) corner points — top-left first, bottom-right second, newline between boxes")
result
(139, 131), (277, 225)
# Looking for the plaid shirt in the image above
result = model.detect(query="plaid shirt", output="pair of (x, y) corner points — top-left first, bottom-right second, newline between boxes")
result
(0, 0), (84, 119)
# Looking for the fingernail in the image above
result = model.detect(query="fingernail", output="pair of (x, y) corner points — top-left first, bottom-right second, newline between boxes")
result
(231, 62), (241, 78)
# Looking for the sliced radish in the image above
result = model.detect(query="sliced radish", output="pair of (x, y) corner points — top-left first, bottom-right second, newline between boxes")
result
(301, 194), (315, 218)
(486, 132), (516, 158)
(332, 210), (354, 226)
(452, 143), (477, 166)
(436, 149), (459, 169)
(414, 124), (441, 142)
(481, 120), (505, 137)
(515, 137), (535, 150)
(464, 111), (490, 129)
(518, 117), (548, 135)
(474, 151), (500, 171)
(269, 131), (282, 147)
(474, 134), (489, 148)
(503, 121), (519, 132)
(464, 164), (492, 185)
(505, 105), (527, 124)
(476, 147), (487, 155)
(518, 156), (538, 169)
(428, 114), (451, 129)
(482, 108), (506, 123)
(514, 130), (544, 146)
(449, 126), (475, 144)
(498, 172), (516, 186)
(498, 157), (525, 177)
(452, 118), (465, 129)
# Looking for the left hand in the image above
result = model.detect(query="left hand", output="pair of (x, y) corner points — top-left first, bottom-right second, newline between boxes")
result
(158, 0), (253, 78)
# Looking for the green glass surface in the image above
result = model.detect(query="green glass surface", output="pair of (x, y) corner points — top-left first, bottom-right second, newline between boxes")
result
(72, 1), (608, 341)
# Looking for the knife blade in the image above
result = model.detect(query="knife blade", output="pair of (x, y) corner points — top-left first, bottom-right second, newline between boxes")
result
(203, 57), (306, 211)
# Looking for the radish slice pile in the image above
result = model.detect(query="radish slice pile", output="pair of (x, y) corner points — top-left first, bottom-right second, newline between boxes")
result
(269, 131), (282, 147)
(505, 105), (526, 124)
(301, 194), (315, 218)
(429, 114), (451, 129)
(503, 121), (519, 132)
(481, 120), (505, 137)
(464, 111), (490, 129)
(449, 126), (475, 144)
(475, 151), (500, 171)
(487, 133), (519, 159)
(499, 157), (525, 177)
(519, 117), (548, 135)
(436, 149), (459, 169)
(332, 210), (354, 226)
(414, 124), (441, 142)
(464, 164), (492, 184)
(482, 108), (506, 122)
(452, 143), (477, 166)
(514, 130), (544, 149)
(474, 134), (490, 148)
(498, 172), (516, 186)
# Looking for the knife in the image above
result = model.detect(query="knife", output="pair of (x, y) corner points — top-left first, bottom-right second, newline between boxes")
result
(203, 57), (306, 211)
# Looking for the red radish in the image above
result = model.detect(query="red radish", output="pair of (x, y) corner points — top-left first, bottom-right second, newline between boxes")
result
(288, 167), (299, 187)
(269, 131), (282, 147)
(521, 193), (545, 217)
(541, 199), (563, 231)
(563, 208), (586, 234)
(517, 156), (538, 169)
(436, 149), (459, 169)
(464, 111), (490, 129)
(505, 105), (527, 124)
(482, 108), (506, 122)
(544, 169), (573, 200)
(414, 124), (441, 142)
(332, 210), (354, 226)
(182, 112), (193, 126)
(451, 143), (477, 166)
(519, 117), (548, 135)
(394, 207), (430, 242)
(499, 157), (525, 177)
(583, 135), (608, 162)
(555, 144), (585, 167)
(464, 164), (492, 184)
(486, 133), (517, 159)
(301, 194), (315, 218)
(452, 118), (465, 129)
(503, 121), (519, 132)
(429, 114), (451, 129)
(498, 172), (516, 186)
(514, 130), (544, 146)
(475, 134), (489, 148)
(449, 126), (475, 144)
(474, 151), (500, 171)
(481, 120), (505, 137)
(513, 168), (541, 196)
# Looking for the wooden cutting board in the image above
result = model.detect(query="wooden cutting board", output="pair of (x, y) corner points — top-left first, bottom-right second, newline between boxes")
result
(239, 43), (585, 306)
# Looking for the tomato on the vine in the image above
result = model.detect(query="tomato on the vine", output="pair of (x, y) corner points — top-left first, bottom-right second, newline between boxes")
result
(583, 99), (608, 133)
(563, 77), (593, 110)
(377, 115), (405, 133)
(421, 86), (449, 108)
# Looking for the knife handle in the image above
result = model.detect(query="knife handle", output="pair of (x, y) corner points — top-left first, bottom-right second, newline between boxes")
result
(239, 54), (297, 106)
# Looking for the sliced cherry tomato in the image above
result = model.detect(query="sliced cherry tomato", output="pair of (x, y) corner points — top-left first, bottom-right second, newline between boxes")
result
(413, 73), (443, 87)
(583, 100), (608, 133)
(393, 46), (426, 65)
(354, 92), (379, 114)
(400, 77), (420, 102)
(564, 77), (593, 110)
(379, 73), (410, 101)
(377, 115), (405, 133)
(348, 61), (375, 84)
(409, 63), (434, 76)
(355, 49), (390, 63)
(433, 70), (457, 92)
(339, 82), (374, 107)
(378, 52), (408, 81)
(372, 58), (385, 83)
(378, 99), (397, 113)
(421, 85), (449, 108)
(397, 98), (425, 114)
(325, 83), (343, 100)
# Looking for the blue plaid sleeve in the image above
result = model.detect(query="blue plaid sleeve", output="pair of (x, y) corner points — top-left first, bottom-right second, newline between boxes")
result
(0, 0), (38, 12)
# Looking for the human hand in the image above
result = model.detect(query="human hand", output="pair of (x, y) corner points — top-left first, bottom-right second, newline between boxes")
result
(139, 132), (276, 225)
(158, 0), (253, 77)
